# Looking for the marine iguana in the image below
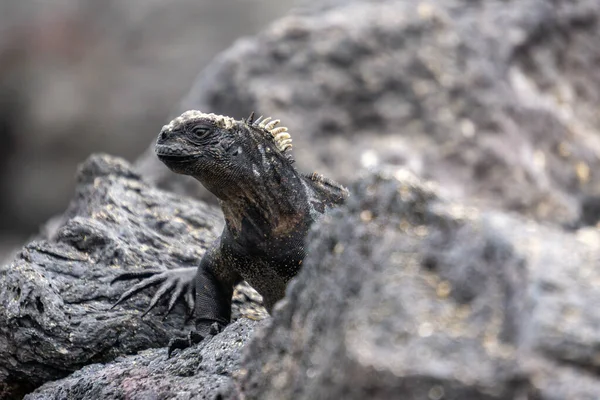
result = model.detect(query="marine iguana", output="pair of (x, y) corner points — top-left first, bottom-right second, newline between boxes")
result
(112, 110), (348, 354)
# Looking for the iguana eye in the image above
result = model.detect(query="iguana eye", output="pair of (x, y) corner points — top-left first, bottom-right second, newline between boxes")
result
(191, 125), (210, 139)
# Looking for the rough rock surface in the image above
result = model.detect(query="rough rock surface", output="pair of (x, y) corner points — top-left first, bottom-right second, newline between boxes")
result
(231, 169), (600, 400)
(24, 318), (261, 400)
(0, 154), (265, 399)
(140, 0), (600, 226)
(12, 164), (600, 400)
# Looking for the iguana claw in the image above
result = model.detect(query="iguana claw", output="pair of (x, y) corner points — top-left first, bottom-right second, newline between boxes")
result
(111, 267), (197, 317)
(166, 322), (224, 358)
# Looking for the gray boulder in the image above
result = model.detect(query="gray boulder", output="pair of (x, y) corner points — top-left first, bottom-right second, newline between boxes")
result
(140, 0), (600, 226)
(231, 168), (600, 400)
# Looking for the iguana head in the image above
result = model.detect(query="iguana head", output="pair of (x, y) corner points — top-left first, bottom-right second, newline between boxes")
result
(155, 110), (294, 198)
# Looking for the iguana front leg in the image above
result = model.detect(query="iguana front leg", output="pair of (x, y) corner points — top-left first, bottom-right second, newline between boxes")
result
(167, 258), (240, 356)
(111, 246), (240, 355)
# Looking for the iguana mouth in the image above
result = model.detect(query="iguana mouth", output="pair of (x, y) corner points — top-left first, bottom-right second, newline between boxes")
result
(157, 153), (202, 163)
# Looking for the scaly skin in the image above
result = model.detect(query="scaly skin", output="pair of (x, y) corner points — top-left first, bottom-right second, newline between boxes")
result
(112, 110), (348, 353)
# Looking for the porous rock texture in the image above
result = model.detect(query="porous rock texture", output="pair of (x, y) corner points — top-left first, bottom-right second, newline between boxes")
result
(14, 165), (600, 399)
(16, 163), (600, 399)
(0, 154), (265, 399)
(229, 169), (600, 400)
(24, 318), (260, 400)
(139, 0), (600, 227)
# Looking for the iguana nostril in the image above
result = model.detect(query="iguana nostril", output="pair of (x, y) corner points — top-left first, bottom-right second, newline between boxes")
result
(159, 130), (169, 141)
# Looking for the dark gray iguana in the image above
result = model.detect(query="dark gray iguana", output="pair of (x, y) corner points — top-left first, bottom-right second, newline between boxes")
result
(112, 110), (348, 354)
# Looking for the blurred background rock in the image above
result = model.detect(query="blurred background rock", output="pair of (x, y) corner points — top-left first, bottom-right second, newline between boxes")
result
(0, 0), (297, 259)
(3, 0), (600, 265)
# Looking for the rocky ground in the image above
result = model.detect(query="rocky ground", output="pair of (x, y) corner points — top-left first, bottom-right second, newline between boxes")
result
(1, 0), (600, 398)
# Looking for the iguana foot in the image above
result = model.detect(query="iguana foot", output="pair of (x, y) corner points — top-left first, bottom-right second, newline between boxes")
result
(167, 322), (224, 358)
(111, 267), (196, 317)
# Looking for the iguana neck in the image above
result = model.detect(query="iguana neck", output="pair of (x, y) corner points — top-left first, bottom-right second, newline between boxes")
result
(216, 172), (312, 241)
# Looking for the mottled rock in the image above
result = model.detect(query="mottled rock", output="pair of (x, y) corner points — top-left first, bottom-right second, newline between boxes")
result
(24, 318), (261, 400)
(0, 154), (265, 398)
(141, 0), (600, 226)
(231, 168), (600, 400)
